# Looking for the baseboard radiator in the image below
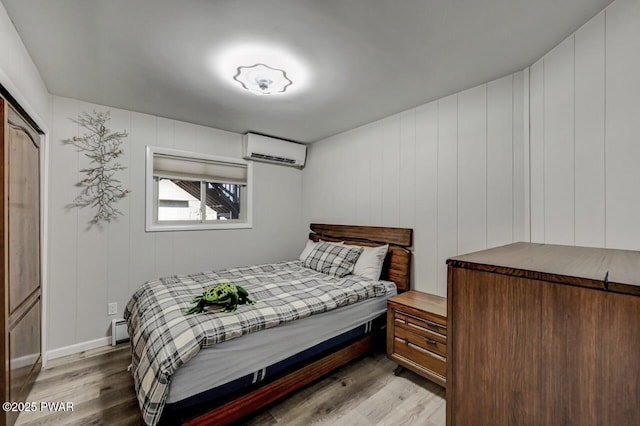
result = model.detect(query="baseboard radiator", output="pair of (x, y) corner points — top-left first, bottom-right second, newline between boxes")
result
(111, 319), (130, 346)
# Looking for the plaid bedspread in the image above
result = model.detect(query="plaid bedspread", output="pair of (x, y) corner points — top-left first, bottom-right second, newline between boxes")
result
(124, 260), (392, 425)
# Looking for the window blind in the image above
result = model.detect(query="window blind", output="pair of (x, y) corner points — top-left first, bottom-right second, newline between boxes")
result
(153, 154), (247, 184)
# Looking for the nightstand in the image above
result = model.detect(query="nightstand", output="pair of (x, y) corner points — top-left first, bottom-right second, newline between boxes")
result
(386, 290), (447, 387)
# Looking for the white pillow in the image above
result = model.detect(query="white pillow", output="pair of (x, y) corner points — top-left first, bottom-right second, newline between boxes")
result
(298, 239), (343, 261)
(352, 244), (389, 280)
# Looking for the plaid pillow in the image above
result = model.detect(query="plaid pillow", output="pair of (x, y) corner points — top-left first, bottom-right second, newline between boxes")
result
(303, 242), (363, 277)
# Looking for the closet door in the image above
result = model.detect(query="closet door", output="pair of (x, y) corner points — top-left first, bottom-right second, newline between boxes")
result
(1, 99), (42, 426)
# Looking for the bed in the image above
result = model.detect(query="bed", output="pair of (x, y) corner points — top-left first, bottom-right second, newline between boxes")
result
(125, 224), (412, 425)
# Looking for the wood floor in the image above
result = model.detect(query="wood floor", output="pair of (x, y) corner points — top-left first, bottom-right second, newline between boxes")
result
(15, 344), (445, 425)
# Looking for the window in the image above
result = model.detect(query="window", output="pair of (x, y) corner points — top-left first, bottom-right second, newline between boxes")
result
(146, 146), (252, 231)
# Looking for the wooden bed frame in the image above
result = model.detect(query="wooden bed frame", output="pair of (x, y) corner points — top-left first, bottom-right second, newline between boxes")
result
(180, 224), (413, 425)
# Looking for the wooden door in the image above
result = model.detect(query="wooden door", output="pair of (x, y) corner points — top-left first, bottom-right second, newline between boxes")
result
(0, 99), (42, 426)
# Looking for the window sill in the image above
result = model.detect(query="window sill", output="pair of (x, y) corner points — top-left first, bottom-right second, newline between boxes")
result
(146, 222), (253, 232)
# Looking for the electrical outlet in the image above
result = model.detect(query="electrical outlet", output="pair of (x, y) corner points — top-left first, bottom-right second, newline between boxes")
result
(108, 302), (118, 316)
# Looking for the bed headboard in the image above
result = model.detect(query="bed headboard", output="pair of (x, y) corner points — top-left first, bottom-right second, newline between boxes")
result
(308, 223), (413, 292)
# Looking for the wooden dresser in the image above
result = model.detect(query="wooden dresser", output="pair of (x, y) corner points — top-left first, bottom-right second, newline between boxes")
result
(446, 242), (640, 426)
(386, 291), (446, 387)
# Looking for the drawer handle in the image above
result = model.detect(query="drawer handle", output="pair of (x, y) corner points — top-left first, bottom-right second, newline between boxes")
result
(425, 320), (442, 328)
(424, 337), (437, 345)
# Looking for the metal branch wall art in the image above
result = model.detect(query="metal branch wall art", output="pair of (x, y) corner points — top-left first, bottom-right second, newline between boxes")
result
(63, 110), (131, 225)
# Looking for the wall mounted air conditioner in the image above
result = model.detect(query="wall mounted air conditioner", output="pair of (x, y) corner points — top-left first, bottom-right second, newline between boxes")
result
(243, 133), (306, 169)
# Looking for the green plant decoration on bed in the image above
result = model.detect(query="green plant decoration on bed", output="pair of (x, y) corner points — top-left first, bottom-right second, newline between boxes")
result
(185, 282), (256, 315)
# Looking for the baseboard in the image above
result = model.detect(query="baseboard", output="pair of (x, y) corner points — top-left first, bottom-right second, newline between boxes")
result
(46, 337), (111, 361)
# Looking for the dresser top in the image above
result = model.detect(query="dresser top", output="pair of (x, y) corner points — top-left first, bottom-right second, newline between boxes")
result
(447, 242), (640, 296)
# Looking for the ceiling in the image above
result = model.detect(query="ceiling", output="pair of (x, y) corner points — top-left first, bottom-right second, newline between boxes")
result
(3, 0), (612, 143)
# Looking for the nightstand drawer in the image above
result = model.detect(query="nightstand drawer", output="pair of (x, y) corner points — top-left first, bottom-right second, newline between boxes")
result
(395, 325), (447, 357)
(394, 314), (446, 343)
(395, 311), (446, 336)
(394, 337), (446, 377)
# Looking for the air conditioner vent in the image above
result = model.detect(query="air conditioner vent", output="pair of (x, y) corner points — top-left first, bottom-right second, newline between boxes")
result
(250, 152), (296, 164)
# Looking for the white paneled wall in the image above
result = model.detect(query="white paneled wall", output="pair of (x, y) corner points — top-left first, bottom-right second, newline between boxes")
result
(436, 95), (460, 290)
(529, 0), (640, 250)
(414, 102), (439, 295)
(575, 13), (605, 248)
(48, 96), (304, 350)
(529, 59), (545, 244)
(457, 86), (487, 256)
(513, 70), (528, 244)
(543, 37), (575, 246)
(605, 0), (640, 249)
(303, 74), (526, 296)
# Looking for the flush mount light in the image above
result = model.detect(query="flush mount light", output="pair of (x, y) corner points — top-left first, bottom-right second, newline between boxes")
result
(214, 43), (309, 96)
(233, 63), (292, 95)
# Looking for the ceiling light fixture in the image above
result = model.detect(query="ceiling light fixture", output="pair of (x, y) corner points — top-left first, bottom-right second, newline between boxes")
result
(233, 63), (292, 95)
(214, 43), (309, 96)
